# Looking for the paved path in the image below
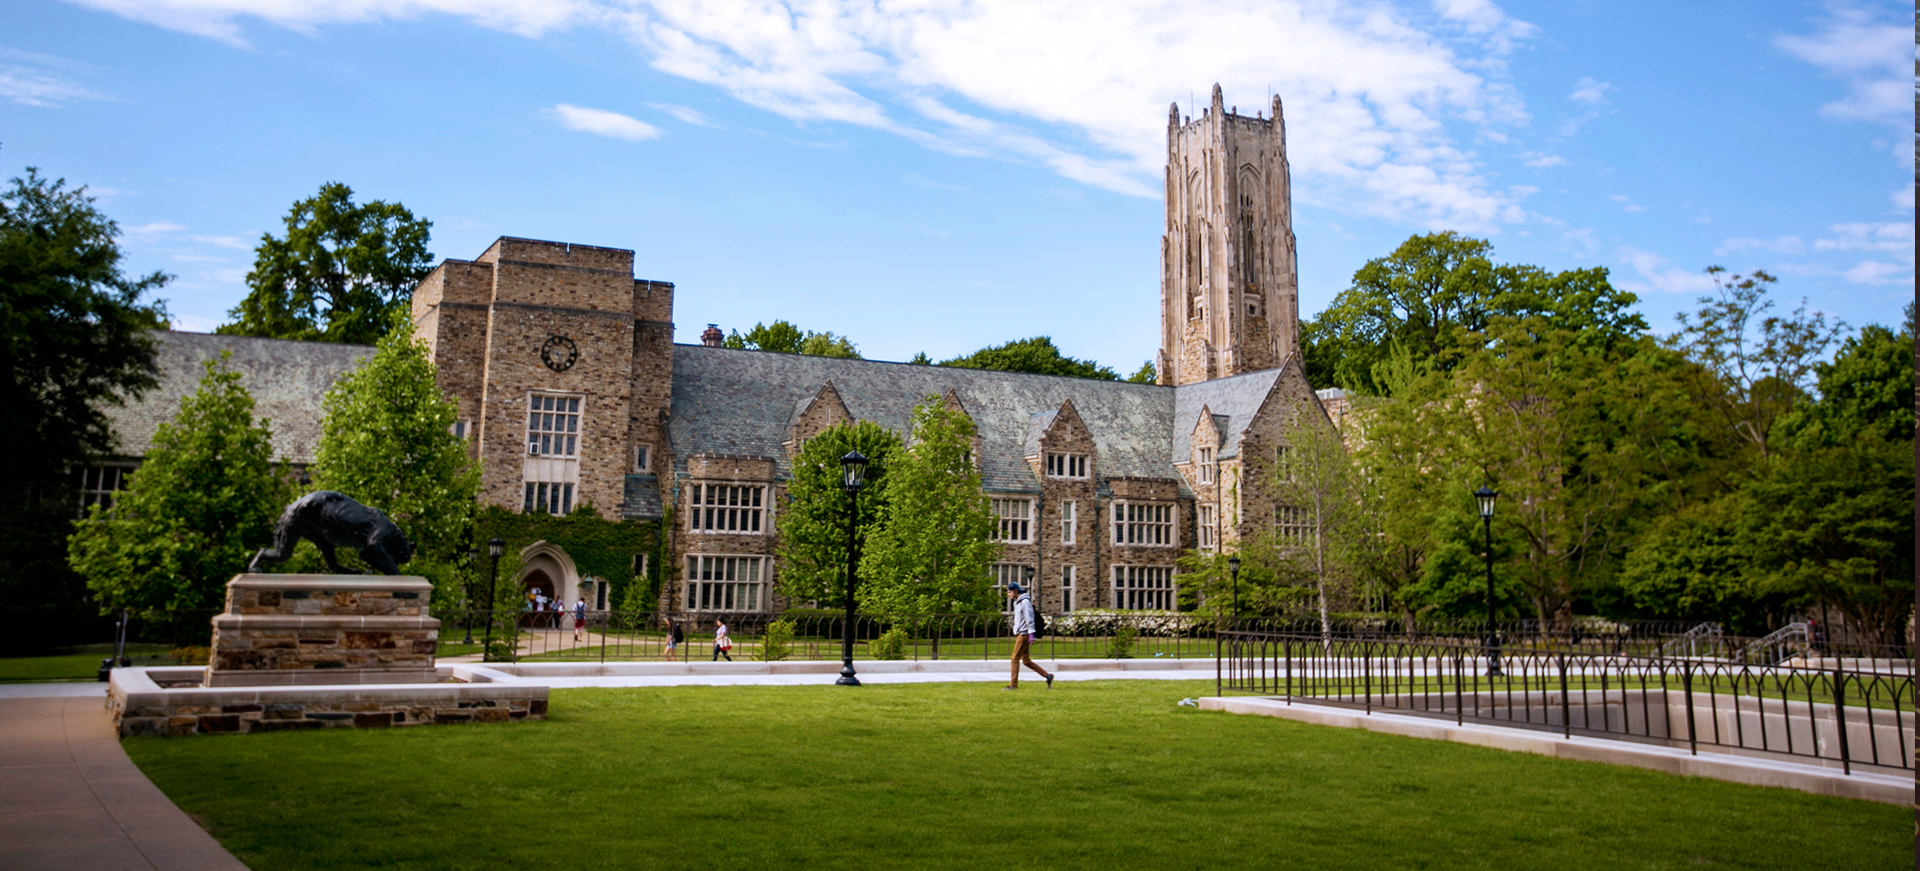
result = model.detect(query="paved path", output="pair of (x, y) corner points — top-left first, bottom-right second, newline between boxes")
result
(0, 683), (248, 871)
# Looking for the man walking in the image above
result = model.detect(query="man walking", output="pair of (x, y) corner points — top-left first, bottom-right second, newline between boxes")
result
(1004, 581), (1053, 690)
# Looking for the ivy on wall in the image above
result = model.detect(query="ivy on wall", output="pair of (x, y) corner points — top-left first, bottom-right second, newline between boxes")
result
(473, 504), (667, 609)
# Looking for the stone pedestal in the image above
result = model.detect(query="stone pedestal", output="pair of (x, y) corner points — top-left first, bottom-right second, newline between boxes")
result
(206, 574), (439, 687)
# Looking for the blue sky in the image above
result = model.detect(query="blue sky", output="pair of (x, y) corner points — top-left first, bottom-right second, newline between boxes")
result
(3, 0), (1911, 370)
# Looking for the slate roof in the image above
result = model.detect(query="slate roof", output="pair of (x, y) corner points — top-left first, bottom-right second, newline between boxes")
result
(667, 346), (1186, 495)
(622, 474), (664, 519)
(99, 331), (373, 465)
(1170, 367), (1282, 460)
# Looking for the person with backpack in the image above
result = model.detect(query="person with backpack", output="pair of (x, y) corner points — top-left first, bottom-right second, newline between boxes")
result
(572, 597), (588, 643)
(1004, 581), (1053, 690)
(664, 619), (683, 658)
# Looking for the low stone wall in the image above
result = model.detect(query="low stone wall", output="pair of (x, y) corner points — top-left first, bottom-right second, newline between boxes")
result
(109, 667), (548, 738)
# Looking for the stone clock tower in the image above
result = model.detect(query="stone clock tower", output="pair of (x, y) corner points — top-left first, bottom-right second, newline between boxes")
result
(411, 237), (675, 520)
(1158, 84), (1301, 386)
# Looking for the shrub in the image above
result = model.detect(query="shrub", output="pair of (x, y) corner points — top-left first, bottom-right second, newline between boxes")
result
(867, 627), (908, 660)
(1054, 609), (1194, 638)
(759, 619), (795, 662)
(1105, 625), (1136, 659)
(169, 645), (210, 665)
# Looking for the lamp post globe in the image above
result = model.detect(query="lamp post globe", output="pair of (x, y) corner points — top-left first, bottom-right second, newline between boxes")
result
(1227, 555), (1242, 620)
(837, 451), (868, 687)
(1473, 487), (1500, 677)
(484, 538), (505, 662)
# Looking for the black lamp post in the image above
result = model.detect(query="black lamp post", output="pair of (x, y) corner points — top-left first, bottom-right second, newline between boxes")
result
(462, 546), (478, 645)
(1474, 487), (1500, 678)
(1227, 555), (1242, 621)
(484, 538), (505, 662)
(837, 451), (869, 687)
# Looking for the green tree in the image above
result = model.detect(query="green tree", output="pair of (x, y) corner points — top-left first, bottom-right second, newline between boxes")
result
(309, 313), (479, 594)
(858, 396), (999, 614)
(0, 167), (170, 501)
(1776, 322), (1913, 448)
(940, 336), (1118, 380)
(1670, 267), (1844, 465)
(219, 182), (432, 345)
(774, 420), (902, 606)
(1126, 360), (1157, 384)
(1268, 410), (1365, 642)
(1302, 232), (1645, 394)
(68, 354), (288, 613)
(723, 320), (860, 358)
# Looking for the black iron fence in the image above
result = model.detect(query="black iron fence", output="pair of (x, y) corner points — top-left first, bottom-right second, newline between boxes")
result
(1218, 629), (1915, 775)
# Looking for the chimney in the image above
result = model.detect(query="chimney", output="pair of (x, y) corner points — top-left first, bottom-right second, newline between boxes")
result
(701, 324), (724, 347)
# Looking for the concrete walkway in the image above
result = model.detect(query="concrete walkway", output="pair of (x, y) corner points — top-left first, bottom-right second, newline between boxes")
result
(0, 683), (248, 870)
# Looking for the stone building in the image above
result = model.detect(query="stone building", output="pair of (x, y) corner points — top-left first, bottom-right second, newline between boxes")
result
(93, 84), (1337, 618)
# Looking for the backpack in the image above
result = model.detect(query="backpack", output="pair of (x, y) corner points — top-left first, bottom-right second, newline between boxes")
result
(1024, 595), (1048, 638)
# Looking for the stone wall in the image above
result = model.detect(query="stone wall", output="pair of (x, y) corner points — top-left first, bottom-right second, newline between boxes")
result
(207, 575), (439, 687)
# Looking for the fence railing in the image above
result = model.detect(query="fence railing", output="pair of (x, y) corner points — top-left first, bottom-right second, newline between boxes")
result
(1218, 629), (1915, 775)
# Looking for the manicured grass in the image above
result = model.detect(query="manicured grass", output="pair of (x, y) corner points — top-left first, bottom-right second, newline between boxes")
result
(0, 645), (172, 682)
(124, 681), (1904, 870)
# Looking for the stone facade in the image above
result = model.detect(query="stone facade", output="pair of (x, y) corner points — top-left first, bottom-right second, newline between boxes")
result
(1159, 84), (1300, 387)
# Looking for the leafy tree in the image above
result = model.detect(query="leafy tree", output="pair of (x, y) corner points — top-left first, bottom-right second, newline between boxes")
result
(1126, 360), (1157, 384)
(774, 420), (901, 606)
(1740, 435), (1913, 645)
(68, 354), (288, 614)
(219, 182), (432, 345)
(1268, 409), (1365, 642)
(858, 396), (999, 615)
(0, 167), (169, 503)
(723, 320), (860, 358)
(309, 313), (479, 593)
(1670, 267), (1844, 465)
(940, 336), (1118, 380)
(1302, 232), (1645, 394)
(1775, 322), (1913, 448)
(1619, 496), (1771, 633)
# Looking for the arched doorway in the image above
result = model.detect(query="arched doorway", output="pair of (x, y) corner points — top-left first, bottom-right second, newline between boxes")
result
(521, 569), (556, 627)
(515, 541), (580, 629)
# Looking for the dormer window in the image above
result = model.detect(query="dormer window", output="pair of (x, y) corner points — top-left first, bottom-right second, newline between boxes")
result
(1044, 452), (1088, 479)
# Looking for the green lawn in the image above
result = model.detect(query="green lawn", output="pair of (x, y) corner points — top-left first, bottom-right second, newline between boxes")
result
(0, 645), (172, 682)
(124, 681), (1904, 870)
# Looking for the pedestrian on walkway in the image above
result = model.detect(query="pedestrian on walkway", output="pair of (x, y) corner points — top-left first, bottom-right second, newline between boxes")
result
(573, 597), (588, 642)
(664, 619), (682, 658)
(1004, 582), (1053, 690)
(712, 618), (733, 661)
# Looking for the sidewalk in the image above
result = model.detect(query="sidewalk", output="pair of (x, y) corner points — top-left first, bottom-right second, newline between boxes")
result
(0, 682), (248, 870)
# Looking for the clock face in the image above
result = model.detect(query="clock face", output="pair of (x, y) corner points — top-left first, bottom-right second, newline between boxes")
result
(540, 335), (579, 373)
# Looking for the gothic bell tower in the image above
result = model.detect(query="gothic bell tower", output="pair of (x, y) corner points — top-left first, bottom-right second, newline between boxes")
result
(1158, 84), (1300, 386)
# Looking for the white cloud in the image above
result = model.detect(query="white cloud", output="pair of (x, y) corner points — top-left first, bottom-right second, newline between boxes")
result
(1614, 247), (1717, 296)
(122, 221), (188, 240)
(1568, 76), (1612, 105)
(1622, 204), (1643, 213)
(0, 64), (103, 107)
(647, 101), (718, 127)
(1842, 260), (1909, 285)
(1715, 236), (1805, 256)
(1894, 186), (1915, 210)
(191, 233), (252, 249)
(1774, 3), (1909, 128)
(548, 103), (663, 141)
(1518, 150), (1563, 168)
(1815, 221), (1915, 255)
(66, 0), (592, 47)
(74, 0), (1545, 231)
(1608, 194), (1628, 203)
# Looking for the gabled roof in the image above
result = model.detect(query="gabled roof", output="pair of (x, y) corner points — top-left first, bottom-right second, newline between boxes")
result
(1170, 367), (1283, 460)
(100, 331), (372, 465)
(667, 347), (1182, 494)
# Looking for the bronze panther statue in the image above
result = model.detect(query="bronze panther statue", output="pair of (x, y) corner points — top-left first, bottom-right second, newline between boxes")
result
(249, 491), (415, 575)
